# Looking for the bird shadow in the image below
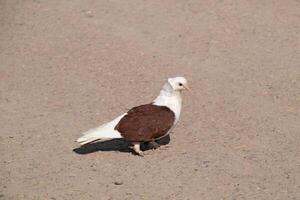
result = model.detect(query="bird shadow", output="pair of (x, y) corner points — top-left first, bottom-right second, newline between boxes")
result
(73, 135), (170, 155)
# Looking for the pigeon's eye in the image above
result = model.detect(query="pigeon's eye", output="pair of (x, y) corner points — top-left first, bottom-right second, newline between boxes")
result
(178, 83), (183, 86)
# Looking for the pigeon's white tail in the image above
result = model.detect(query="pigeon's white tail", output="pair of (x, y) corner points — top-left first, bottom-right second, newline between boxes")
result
(76, 114), (125, 145)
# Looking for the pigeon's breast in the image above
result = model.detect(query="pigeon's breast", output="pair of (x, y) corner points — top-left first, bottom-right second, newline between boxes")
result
(114, 104), (175, 142)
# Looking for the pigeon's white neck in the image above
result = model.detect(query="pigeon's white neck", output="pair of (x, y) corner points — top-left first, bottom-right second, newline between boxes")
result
(153, 83), (182, 124)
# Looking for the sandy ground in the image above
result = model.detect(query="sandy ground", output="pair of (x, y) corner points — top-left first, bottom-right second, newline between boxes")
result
(1, 0), (300, 199)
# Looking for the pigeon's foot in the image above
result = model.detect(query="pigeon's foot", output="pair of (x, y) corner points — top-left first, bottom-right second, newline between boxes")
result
(148, 141), (161, 149)
(131, 142), (144, 157)
(158, 145), (171, 150)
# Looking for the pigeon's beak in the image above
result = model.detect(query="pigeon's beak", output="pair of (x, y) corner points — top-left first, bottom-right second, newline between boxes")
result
(183, 84), (191, 92)
(183, 84), (197, 100)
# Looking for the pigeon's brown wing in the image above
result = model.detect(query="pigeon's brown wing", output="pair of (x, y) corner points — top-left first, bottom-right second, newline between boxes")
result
(114, 104), (175, 142)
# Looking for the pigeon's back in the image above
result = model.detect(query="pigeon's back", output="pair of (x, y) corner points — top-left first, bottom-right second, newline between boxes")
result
(114, 104), (175, 142)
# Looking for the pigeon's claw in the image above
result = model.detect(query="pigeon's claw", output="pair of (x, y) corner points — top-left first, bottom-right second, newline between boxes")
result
(158, 145), (171, 150)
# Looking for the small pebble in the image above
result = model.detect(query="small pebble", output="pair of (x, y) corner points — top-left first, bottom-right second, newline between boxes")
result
(114, 181), (123, 185)
(85, 10), (93, 18)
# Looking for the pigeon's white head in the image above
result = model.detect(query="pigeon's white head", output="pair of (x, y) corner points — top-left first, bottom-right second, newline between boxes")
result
(154, 76), (189, 116)
(167, 77), (189, 92)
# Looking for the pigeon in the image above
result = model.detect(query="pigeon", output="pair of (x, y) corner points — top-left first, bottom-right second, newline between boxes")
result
(76, 77), (189, 156)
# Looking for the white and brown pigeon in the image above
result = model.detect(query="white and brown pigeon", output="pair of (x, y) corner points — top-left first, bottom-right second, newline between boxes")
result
(76, 77), (189, 156)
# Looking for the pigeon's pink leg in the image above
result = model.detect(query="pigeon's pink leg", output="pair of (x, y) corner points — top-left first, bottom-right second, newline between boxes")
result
(148, 141), (161, 149)
(148, 139), (171, 150)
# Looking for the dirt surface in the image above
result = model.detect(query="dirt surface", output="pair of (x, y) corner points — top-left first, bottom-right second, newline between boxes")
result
(1, 0), (300, 199)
